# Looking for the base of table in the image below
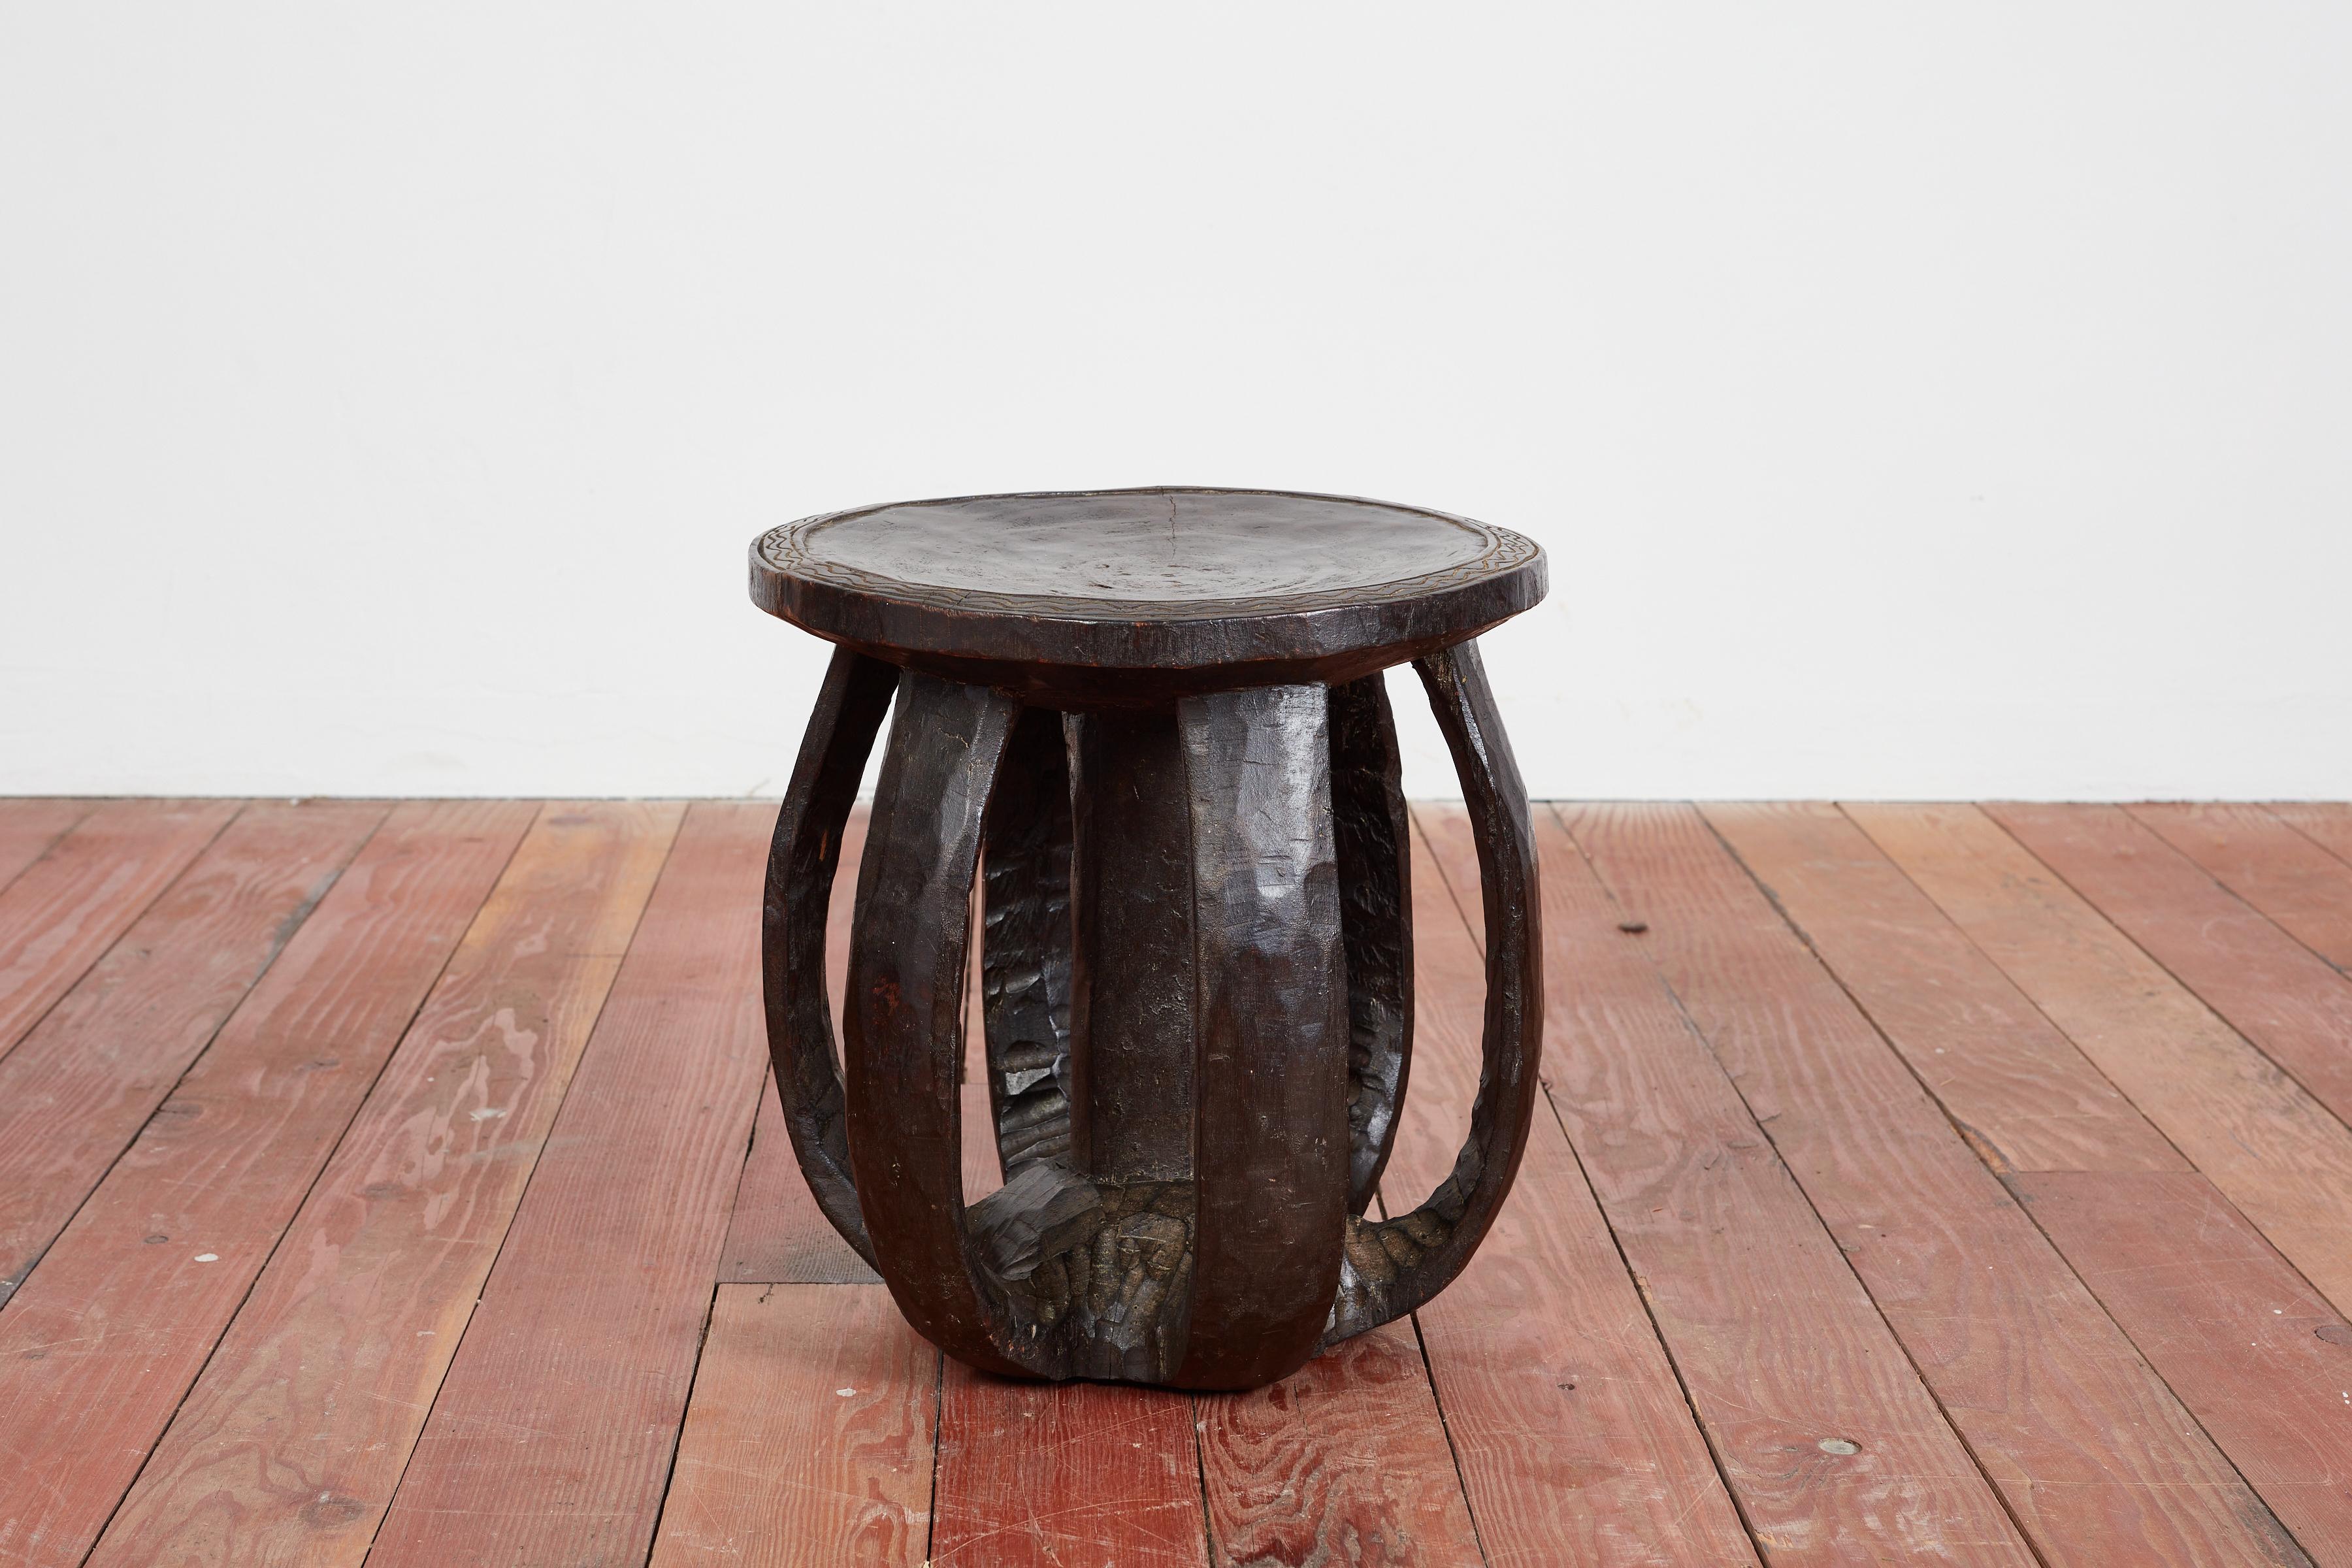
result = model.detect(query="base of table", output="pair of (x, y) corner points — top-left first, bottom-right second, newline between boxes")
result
(763, 640), (1541, 1390)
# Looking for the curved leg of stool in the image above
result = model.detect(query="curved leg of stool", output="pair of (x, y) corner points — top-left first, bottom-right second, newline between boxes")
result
(1323, 638), (1543, 1347)
(845, 672), (1030, 1377)
(980, 705), (1076, 1177)
(1171, 683), (1353, 1391)
(761, 645), (896, 1269)
(1064, 709), (1198, 1182)
(1329, 673), (1414, 1216)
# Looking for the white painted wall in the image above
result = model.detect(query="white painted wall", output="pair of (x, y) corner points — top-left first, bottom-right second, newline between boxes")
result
(5, 4), (2347, 800)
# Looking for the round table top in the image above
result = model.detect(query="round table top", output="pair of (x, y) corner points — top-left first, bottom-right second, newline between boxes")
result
(749, 487), (1544, 705)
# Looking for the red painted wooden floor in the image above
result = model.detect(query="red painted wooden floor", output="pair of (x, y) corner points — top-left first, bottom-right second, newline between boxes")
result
(3, 797), (2351, 1566)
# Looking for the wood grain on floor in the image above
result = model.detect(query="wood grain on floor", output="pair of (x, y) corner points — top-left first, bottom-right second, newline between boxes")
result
(1, 795), (2347, 1568)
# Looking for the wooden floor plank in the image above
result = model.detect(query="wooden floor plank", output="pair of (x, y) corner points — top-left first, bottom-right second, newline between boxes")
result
(726, 1079), (883, 1284)
(2129, 804), (2352, 974)
(0, 800), (532, 1568)
(2266, 803), (2352, 885)
(1988, 803), (2352, 1129)
(365, 802), (777, 1568)
(84, 802), (680, 1568)
(0, 798), (242, 1063)
(0, 799), (387, 1300)
(1667, 802), (2307, 1565)
(644, 983), (985, 1568)
(4, 789), (2342, 1566)
(1473, 805), (2038, 1566)
(2011, 1171), (2352, 1567)
(1848, 804), (2352, 1320)
(1701, 801), (2183, 1174)
(1398, 807), (1757, 1568)
(931, 1365), (1207, 1568)
(721, 807), (877, 1285)
(0, 800), (88, 895)
(649, 1284), (939, 1568)
(1198, 1322), (1485, 1567)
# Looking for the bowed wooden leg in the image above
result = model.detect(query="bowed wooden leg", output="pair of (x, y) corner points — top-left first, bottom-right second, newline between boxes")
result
(1329, 673), (1414, 1216)
(1171, 683), (1352, 1390)
(760, 646), (896, 1270)
(1323, 639), (1544, 1346)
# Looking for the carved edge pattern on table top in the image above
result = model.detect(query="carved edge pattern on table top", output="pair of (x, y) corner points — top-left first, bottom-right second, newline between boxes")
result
(754, 491), (1543, 624)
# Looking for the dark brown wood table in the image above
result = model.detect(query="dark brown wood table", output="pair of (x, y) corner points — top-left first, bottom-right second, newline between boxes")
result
(748, 487), (1546, 1390)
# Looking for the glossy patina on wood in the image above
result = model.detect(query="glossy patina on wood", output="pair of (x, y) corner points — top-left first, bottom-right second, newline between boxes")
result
(751, 486), (1546, 1390)
(750, 485), (1544, 706)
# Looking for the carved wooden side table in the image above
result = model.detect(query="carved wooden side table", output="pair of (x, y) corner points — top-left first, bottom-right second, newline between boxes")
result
(749, 487), (1546, 1390)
